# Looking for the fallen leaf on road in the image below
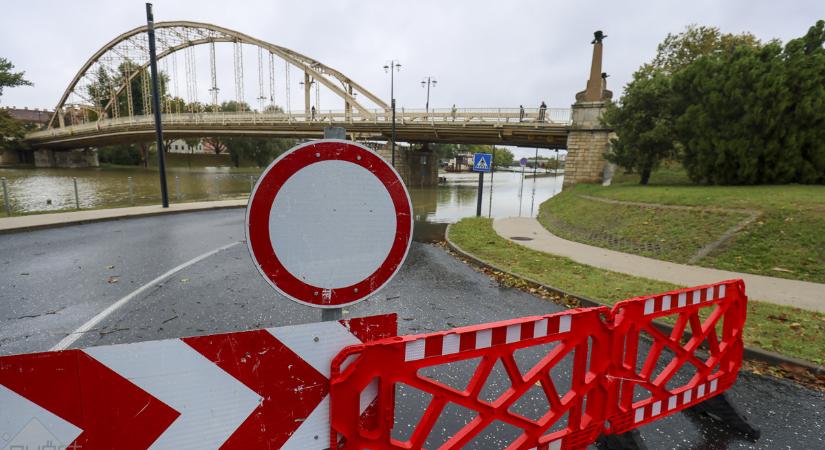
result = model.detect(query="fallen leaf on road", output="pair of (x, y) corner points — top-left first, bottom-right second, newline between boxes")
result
(180, 278), (189, 283)
(107, 276), (119, 284)
(106, 265), (115, 269)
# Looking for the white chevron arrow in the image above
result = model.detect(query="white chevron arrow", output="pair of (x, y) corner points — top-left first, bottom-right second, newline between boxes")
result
(267, 320), (374, 450)
(85, 339), (261, 449)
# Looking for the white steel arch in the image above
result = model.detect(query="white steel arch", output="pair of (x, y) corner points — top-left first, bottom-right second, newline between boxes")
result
(49, 21), (389, 128)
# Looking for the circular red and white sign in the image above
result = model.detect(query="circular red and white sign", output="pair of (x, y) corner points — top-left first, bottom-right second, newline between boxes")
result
(246, 140), (413, 308)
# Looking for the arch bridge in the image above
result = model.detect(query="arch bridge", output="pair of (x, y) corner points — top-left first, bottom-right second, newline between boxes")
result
(24, 22), (613, 186)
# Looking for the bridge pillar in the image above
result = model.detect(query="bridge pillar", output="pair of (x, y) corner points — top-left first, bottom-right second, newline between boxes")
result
(375, 142), (438, 186)
(564, 30), (613, 187)
(34, 149), (56, 167)
(34, 148), (99, 168)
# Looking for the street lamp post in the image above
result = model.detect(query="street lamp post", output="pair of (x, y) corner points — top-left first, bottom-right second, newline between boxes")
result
(421, 76), (437, 115)
(145, 2), (169, 208)
(384, 60), (401, 166)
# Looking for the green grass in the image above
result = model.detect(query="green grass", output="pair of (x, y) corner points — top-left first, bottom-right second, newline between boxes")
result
(538, 193), (748, 263)
(541, 165), (825, 283)
(449, 217), (825, 365)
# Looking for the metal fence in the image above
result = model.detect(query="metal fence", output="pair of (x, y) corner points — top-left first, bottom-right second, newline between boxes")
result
(0, 173), (258, 216)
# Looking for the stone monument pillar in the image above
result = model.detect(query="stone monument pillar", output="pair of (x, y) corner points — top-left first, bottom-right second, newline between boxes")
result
(564, 31), (613, 187)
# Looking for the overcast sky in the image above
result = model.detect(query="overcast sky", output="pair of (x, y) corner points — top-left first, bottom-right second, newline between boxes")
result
(1, 0), (821, 155)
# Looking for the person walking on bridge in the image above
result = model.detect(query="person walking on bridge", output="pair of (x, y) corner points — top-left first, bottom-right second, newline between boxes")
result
(538, 101), (547, 122)
(311, 106), (316, 121)
(519, 105), (525, 122)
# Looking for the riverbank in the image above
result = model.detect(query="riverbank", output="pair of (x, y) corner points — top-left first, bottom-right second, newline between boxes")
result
(447, 217), (825, 367)
(538, 167), (825, 283)
(0, 199), (247, 233)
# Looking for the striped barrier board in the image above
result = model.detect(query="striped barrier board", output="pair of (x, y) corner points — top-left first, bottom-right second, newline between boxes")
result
(0, 314), (396, 450)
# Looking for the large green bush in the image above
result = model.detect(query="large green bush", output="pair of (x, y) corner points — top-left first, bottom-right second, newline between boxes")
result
(605, 21), (825, 185)
(672, 21), (825, 184)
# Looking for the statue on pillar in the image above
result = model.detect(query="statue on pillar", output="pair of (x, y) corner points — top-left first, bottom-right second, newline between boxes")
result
(576, 31), (613, 102)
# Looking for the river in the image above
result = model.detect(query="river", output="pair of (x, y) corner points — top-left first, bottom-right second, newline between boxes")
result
(0, 166), (563, 241)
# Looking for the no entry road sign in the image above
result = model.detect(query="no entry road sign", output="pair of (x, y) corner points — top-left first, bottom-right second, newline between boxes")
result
(246, 140), (413, 309)
(472, 152), (492, 173)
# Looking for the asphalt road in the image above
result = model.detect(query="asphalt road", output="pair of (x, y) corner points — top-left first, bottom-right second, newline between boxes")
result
(0, 209), (822, 449)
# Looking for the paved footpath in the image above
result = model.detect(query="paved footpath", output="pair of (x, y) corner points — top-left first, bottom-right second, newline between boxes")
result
(0, 199), (247, 233)
(494, 217), (825, 313)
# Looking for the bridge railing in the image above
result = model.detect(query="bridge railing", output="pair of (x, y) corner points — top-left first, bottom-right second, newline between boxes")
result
(28, 108), (571, 140)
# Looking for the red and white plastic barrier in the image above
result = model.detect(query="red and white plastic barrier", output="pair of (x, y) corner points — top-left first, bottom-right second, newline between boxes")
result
(0, 314), (396, 450)
(604, 280), (746, 435)
(328, 280), (748, 449)
(330, 308), (611, 450)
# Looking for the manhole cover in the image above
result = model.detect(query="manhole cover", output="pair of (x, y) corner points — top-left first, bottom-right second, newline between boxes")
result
(510, 236), (533, 241)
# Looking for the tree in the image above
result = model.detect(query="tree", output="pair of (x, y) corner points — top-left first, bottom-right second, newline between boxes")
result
(0, 57), (33, 152)
(648, 24), (762, 75)
(0, 110), (32, 152)
(0, 57), (33, 97)
(492, 147), (514, 168)
(602, 25), (792, 184)
(671, 20), (825, 184)
(430, 143), (462, 160)
(225, 137), (296, 167)
(85, 62), (172, 119)
(203, 136), (227, 155)
(603, 70), (676, 184)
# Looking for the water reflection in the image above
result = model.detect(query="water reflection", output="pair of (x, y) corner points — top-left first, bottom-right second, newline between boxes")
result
(0, 167), (563, 241)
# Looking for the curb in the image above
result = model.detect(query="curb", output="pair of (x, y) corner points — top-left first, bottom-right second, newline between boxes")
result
(445, 223), (825, 377)
(0, 202), (247, 234)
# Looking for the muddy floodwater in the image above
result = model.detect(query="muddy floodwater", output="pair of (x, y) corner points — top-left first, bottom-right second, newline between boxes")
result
(0, 166), (563, 241)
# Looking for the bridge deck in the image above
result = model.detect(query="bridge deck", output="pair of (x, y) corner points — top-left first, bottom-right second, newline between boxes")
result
(27, 108), (571, 149)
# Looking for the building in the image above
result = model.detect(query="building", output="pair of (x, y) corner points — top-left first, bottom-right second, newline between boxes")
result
(167, 139), (207, 154)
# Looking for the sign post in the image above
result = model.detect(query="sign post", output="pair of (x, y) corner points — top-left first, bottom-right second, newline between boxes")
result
(246, 140), (413, 315)
(518, 157), (528, 216)
(472, 152), (492, 217)
(530, 147), (539, 216)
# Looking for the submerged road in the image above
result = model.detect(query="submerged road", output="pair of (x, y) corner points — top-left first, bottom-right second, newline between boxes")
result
(0, 209), (822, 449)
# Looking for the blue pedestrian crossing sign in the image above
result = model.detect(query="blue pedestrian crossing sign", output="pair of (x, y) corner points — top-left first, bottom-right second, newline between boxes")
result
(472, 153), (492, 173)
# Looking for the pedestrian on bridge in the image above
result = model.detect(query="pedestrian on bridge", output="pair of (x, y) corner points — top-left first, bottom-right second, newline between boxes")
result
(538, 101), (547, 122)
(311, 106), (316, 121)
(519, 105), (525, 122)
(451, 104), (457, 122)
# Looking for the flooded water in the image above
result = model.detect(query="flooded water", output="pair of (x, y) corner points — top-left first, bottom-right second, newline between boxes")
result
(0, 167), (563, 241)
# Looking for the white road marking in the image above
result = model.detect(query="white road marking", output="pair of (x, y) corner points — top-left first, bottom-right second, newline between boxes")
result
(51, 241), (241, 351)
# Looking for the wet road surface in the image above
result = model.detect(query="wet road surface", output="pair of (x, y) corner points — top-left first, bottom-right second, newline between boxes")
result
(0, 209), (822, 449)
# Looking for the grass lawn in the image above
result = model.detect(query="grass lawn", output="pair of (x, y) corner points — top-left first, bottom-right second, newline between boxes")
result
(449, 217), (825, 365)
(539, 165), (825, 283)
